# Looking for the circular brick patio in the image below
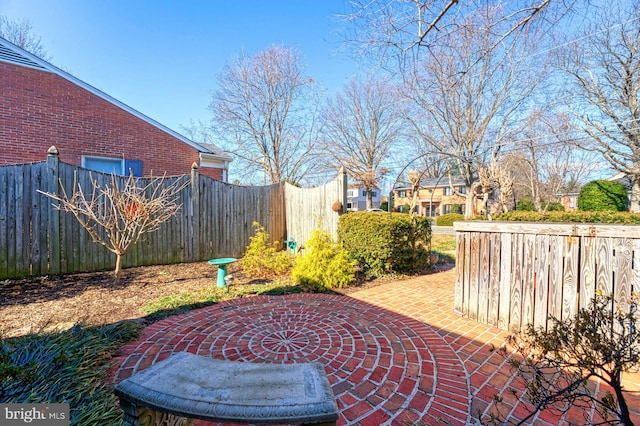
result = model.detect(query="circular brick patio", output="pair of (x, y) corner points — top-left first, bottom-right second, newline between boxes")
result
(113, 294), (470, 425)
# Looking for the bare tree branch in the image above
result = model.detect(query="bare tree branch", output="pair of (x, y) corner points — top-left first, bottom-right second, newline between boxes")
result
(39, 172), (188, 280)
(560, 2), (640, 211)
(0, 15), (50, 60)
(339, 0), (573, 69)
(403, 5), (545, 218)
(210, 45), (319, 185)
(319, 76), (404, 208)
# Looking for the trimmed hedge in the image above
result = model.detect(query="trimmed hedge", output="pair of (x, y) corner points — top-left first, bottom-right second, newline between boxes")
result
(338, 212), (431, 276)
(516, 197), (537, 211)
(543, 201), (564, 212)
(493, 210), (640, 224)
(578, 180), (628, 211)
(436, 213), (464, 226)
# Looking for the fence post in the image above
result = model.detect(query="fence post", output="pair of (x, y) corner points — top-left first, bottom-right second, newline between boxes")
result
(191, 163), (200, 261)
(338, 166), (348, 214)
(46, 146), (61, 275)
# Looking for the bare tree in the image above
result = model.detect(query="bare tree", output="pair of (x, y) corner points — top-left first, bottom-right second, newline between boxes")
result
(477, 161), (515, 217)
(503, 110), (601, 210)
(339, 0), (573, 69)
(404, 4), (544, 218)
(210, 45), (319, 185)
(180, 119), (217, 146)
(320, 76), (404, 209)
(560, 1), (640, 212)
(0, 15), (50, 60)
(492, 292), (639, 426)
(40, 173), (187, 281)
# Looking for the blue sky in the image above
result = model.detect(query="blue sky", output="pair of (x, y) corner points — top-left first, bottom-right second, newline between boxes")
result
(1, 0), (359, 134)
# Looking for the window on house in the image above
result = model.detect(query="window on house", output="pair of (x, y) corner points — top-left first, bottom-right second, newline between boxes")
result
(372, 191), (377, 197)
(83, 156), (123, 175)
(82, 156), (142, 177)
(444, 187), (452, 196)
(444, 204), (452, 214)
(458, 186), (466, 194)
(347, 190), (355, 198)
(362, 191), (367, 197)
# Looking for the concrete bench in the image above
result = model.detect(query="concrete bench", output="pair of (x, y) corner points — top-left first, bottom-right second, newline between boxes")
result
(114, 352), (339, 426)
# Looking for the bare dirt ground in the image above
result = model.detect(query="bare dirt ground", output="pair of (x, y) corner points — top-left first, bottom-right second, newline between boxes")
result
(0, 261), (421, 339)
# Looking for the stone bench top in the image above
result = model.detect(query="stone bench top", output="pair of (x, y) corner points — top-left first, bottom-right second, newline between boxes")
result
(114, 352), (339, 425)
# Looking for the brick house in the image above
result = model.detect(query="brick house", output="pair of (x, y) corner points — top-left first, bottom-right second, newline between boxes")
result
(0, 37), (231, 180)
(394, 177), (483, 216)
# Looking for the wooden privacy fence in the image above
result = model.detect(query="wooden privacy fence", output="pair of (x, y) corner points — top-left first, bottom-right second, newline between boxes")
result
(454, 221), (638, 333)
(0, 149), (346, 279)
(284, 168), (347, 248)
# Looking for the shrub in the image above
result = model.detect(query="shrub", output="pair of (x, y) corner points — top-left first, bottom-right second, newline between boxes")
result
(450, 204), (463, 214)
(493, 210), (640, 224)
(338, 212), (431, 276)
(240, 222), (293, 278)
(436, 213), (464, 226)
(516, 197), (537, 211)
(291, 229), (356, 289)
(542, 201), (564, 212)
(578, 180), (628, 211)
(497, 292), (639, 425)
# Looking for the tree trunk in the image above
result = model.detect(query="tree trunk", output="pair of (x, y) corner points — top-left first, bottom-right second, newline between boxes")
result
(465, 189), (475, 219)
(114, 254), (123, 282)
(610, 371), (634, 426)
(630, 178), (640, 213)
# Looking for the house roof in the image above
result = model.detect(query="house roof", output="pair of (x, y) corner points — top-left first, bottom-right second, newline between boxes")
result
(0, 36), (232, 162)
(395, 176), (466, 190)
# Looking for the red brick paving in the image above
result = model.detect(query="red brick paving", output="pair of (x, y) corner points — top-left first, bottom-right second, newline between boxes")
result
(112, 267), (640, 425)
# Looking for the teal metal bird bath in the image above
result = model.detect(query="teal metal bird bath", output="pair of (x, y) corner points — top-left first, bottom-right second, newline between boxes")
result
(208, 258), (237, 288)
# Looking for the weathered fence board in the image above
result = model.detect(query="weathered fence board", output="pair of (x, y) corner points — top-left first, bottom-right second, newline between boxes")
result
(487, 233), (501, 327)
(0, 152), (344, 279)
(533, 234), (549, 329)
(579, 236), (596, 311)
(0, 167), (8, 277)
(477, 232), (490, 324)
(7, 166), (17, 278)
(497, 233), (512, 330)
(547, 234), (563, 330)
(562, 236), (579, 321)
(510, 233), (523, 332)
(453, 232), (465, 314)
(455, 221), (639, 333)
(521, 234), (535, 329)
(468, 232), (480, 320)
(284, 168), (345, 250)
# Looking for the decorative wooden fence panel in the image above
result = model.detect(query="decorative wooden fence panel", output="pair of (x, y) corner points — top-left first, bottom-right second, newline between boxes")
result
(454, 221), (639, 333)
(284, 168), (347, 249)
(0, 150), (345, 279)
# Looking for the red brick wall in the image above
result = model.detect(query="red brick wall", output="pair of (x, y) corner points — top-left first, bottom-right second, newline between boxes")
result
(0, 62), (223, 180)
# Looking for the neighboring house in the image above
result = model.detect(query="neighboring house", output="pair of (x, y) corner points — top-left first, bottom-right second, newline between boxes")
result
(0, 37), (231, 180)
(346, 185), (381, 211)
(558, 192), (580, 212)
(394, 177), (483, 216)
